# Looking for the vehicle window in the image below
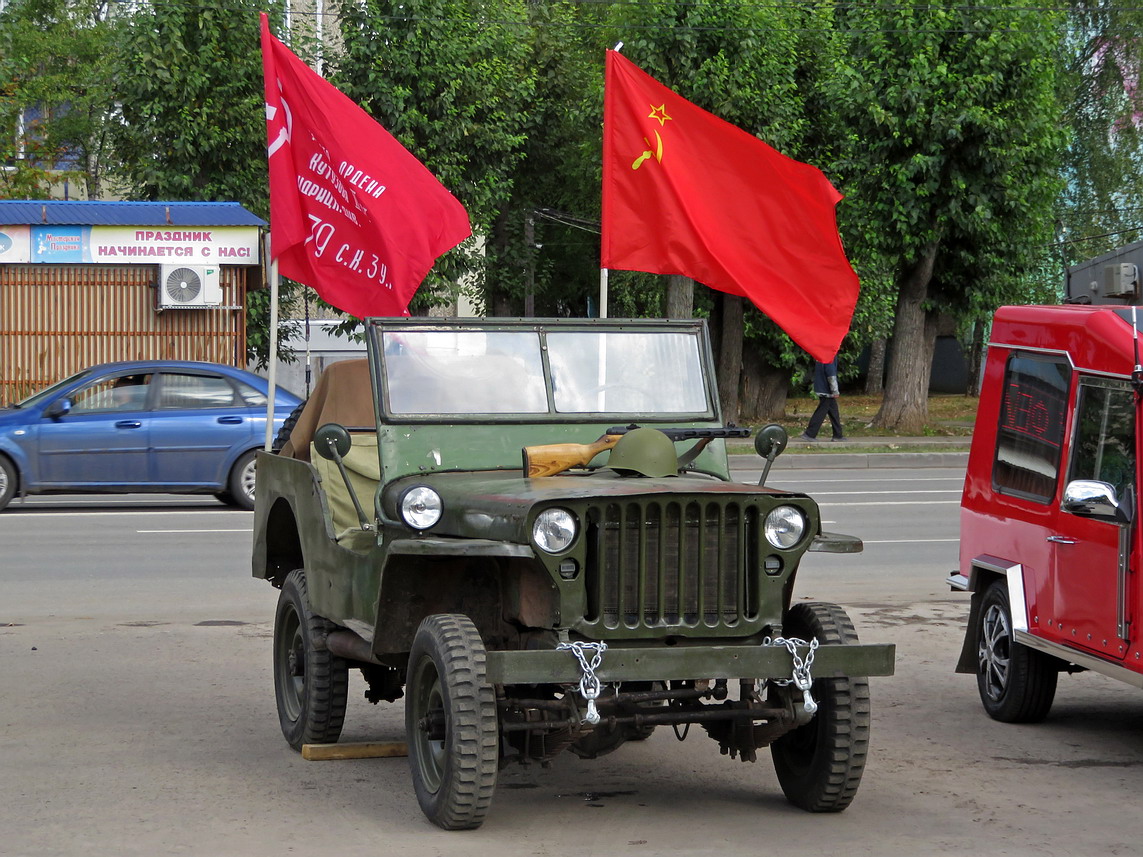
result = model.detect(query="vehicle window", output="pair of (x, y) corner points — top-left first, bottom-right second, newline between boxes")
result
(157, 373), (238, 409)
(235, 381), (268, 407)
(547, 331), (709, 414)
(992, 354), (1070, 502)
(70, 373), (153, 413)
(383, 331), (548, 415)
(1067, 379), (1135, 497)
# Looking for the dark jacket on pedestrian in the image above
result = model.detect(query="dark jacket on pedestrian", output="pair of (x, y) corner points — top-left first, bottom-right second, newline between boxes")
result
(813, 359), (840, 398)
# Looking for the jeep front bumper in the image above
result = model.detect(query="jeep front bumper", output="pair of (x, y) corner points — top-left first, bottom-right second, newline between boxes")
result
(485, 642), (895, 685)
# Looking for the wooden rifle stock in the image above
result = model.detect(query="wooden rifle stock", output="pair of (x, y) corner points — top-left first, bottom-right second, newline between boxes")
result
(522, 434), (622, 478)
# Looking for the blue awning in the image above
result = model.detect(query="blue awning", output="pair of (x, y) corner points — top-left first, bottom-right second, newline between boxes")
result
(0, 200), (266, 227)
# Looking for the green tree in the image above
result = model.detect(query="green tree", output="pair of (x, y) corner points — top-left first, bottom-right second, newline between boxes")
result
(833, 1), (1065, 431)
(0, 0), (120, 198)
(113, 2), (289, 366)
(1055, 4), (1143, 270)
(334, 0), (536, 308)
(112, 0), (269, 206)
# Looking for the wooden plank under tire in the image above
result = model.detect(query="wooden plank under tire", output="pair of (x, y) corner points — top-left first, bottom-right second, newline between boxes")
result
(301, 741), (408, 761)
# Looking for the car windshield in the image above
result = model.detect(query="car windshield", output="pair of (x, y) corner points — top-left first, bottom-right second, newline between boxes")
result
(11, 368), (93, 409)
(381, 327), (710, 417)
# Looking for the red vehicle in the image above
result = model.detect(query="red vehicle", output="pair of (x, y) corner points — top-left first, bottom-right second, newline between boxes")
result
(952, 303), (1142, 721)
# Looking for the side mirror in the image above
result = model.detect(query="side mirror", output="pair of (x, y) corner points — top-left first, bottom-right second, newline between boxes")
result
(754, 424), (788, 460)
(754, 424), (788, 488)
(1062, 479), (1130, 524)
(44, 398), (72, 419)
(313, 423), (370, 531)
(314, 423), (352, 461)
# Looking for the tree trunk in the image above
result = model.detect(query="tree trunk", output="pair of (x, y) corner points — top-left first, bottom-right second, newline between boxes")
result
(864, 338), (886, 394)
(666, 275), (694, 318)
(739, 348), (788, 421)
(717, 294), (744, 424)
(873, 246), (940, 432)
(966, 319), (985, 397)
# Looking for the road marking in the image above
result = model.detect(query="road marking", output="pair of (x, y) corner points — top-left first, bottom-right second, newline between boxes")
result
(137, 528), (253, 534)
(800, 490), (960, 496)
(819, 500), (961, 506)
(0, 514), (250, 521)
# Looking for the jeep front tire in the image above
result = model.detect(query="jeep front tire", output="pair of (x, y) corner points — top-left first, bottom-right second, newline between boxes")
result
(406, 614), (499, 830)
(770, 602), (871, 812)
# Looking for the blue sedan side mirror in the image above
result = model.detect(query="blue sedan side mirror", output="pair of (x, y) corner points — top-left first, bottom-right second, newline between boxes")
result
(44, 398), (73, 419)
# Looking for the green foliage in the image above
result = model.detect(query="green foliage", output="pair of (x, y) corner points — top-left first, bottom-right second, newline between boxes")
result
(833, 2), (1065, 314)
(112, 0), (270, 211)
(1055, 3), (1143, 269)
(334, 0), (537, 308)
(0, 0), (119, 198)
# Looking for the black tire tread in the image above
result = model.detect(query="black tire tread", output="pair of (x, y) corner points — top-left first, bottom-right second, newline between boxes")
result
(977, 581), (1058, 723)
(272, 400), (308, 453)
(274, 569), (349, 750)
(407, 614), (498, 830)
(771, 601), (871, 813)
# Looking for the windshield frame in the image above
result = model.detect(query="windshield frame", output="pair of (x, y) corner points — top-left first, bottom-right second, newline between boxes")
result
(367, 318), (719, 424)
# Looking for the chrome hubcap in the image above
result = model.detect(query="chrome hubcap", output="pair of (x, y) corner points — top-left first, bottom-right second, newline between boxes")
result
(979, 603), (1011, 702)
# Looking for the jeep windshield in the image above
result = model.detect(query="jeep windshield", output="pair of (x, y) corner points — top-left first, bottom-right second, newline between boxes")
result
(375, 322), (714, 419)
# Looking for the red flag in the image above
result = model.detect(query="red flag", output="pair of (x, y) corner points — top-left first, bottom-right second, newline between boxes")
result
(601, 51), (859, 362)
(260, 14), (470, 317)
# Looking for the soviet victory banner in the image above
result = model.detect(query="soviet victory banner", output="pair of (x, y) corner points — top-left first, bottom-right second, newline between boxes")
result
(260, 13), (470, 318)
(600, 50), (859, 363)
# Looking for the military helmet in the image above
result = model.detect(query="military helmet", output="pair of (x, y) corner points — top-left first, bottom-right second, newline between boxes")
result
(607, 428), (678, 477)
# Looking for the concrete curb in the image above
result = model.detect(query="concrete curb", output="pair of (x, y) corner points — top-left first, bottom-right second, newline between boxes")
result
(729, 451), (969, 470)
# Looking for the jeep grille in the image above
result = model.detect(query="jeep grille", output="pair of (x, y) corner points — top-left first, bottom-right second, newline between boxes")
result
(583, 500), (760, 631)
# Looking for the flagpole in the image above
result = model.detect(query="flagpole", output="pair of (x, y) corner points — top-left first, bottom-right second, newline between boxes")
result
(264, 232), (280, 451)
(599, 267), (609, 319)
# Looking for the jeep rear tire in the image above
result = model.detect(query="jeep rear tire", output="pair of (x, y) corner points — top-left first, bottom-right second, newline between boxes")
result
(273, 569), (349, 750)
(976, 579), (1057, 722)
(770, 602), (871, 812)
(406, 614), (499, 830)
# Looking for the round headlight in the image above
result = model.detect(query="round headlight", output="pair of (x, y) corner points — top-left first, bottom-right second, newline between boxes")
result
(400, 486), (442, 530)
(764, 506), (807, 549)
(533, 508), (577, 554)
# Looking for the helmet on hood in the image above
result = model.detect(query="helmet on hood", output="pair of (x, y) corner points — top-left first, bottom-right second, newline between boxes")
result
(607, 428), (678, 477)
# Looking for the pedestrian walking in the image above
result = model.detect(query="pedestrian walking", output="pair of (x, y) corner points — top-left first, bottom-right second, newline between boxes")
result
(800, 357), (844, 441)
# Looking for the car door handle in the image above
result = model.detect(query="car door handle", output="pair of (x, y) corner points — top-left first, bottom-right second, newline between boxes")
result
(114, 420), (143, 429)
(1047, 535), (1077, 544)
(217, 416), (244, 424)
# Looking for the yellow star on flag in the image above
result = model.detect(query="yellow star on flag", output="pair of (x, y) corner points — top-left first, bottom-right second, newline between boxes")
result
(648, 104), (672, 126)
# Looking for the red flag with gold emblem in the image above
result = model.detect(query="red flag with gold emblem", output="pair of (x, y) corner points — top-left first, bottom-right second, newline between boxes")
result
(261, 13), (470, 318)
(601, 50), (858, 362)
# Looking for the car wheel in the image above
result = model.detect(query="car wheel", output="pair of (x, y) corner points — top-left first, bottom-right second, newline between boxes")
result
(406, 614), (498, 830)
(223, 450), (258, 511)
(976, 579), (1058, 723)
(770, 602), (871, 813)
(0, 455), (16, 511)
(273, 569), (349, 750)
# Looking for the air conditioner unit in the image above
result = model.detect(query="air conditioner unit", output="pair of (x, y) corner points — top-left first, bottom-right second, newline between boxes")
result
(159, 265), (222, 308)
(1103, 262), (1139, 298)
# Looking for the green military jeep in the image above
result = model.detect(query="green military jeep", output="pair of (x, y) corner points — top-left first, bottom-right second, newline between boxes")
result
(252, 318), (894, 829)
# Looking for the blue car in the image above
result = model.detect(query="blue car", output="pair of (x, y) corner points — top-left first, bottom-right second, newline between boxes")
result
(0, 361), (302, 511)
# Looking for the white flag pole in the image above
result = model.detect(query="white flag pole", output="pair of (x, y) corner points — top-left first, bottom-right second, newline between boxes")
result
(599, 267), (609, 319)
(264, 231), (280, 451)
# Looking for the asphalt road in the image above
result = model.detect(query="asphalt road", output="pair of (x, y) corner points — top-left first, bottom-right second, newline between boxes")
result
(3, 467), (1143, 856)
